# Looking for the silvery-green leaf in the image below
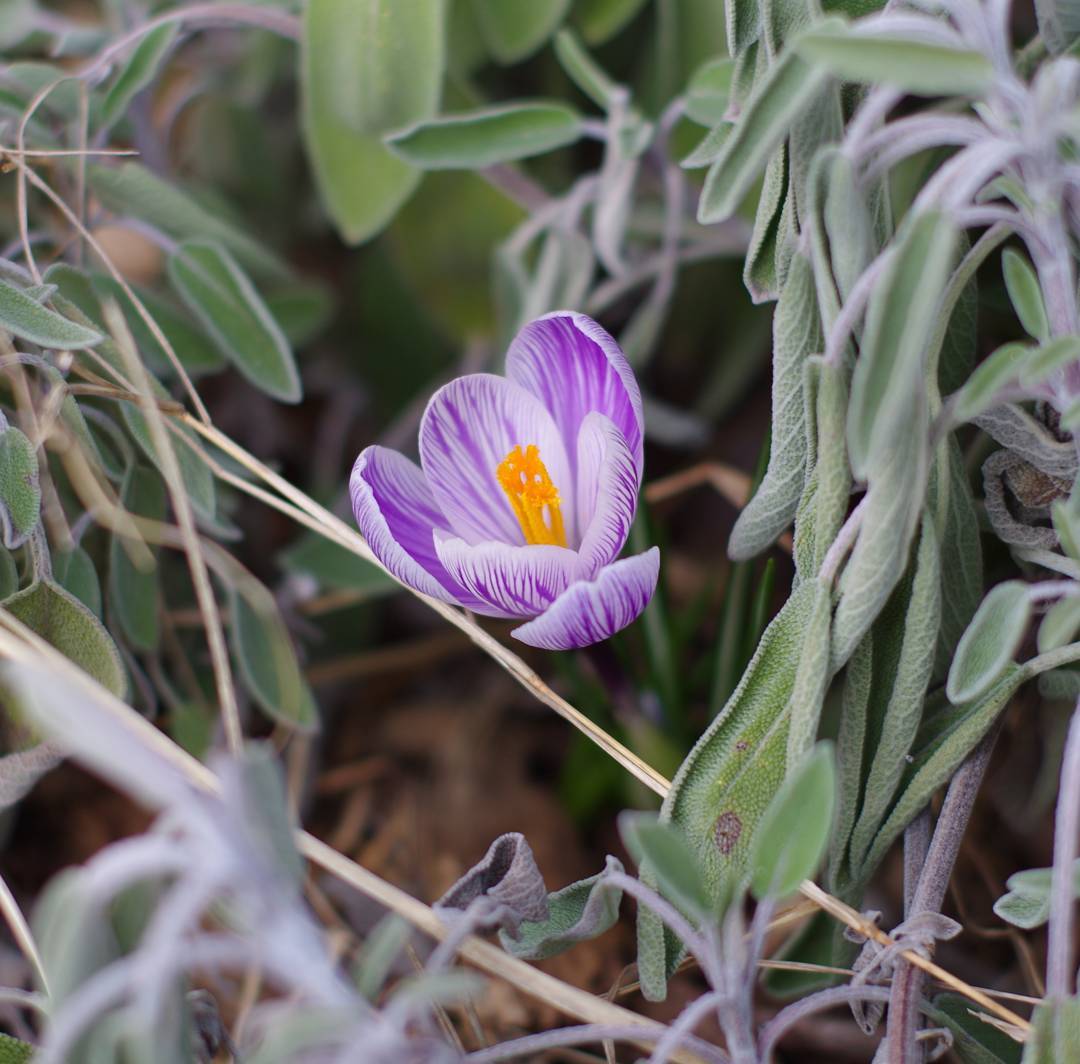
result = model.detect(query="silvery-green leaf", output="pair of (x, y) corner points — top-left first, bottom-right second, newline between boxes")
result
(620, 813), (710, 918)
(300, 0), (444, 244)
(167, 240), (300, 403)
(264, 283), (334, 349)
(935, 440), (983, 673)
(685, 56), (734, 126)
(697, 24), (838, 223)
(862, 666), (1024, 877)
(387, 102), (582, 168)
(947, 581), (1031, 704)
(574, 0), (650, 43)
(553, 29), (620, 109)
(88, 163), (290, 281)
(1038, 595), (1080, 653)
(787, 77), (843, 226)
(100, 23), (178, 130)
(810, 358), (851, 574)
(1020, 336), (1080, 387)
(0, 425), (40, 549)
(847, 515), (940, 873)
(681, 119), (732, 169)
(1003, 247), (1050, 343)
(3, 580), (127, 699)
(1036, 0), (1080, 52)
(751, 741), (835, 899)
(0, 1034), (33, 1062)
(109, 465), (165, 652)
(741, 144), (788, 303)
(829, 632), (872, 890)
(795, 24), (994, 95)
(831, 420), (927, 671)
(727, 0), (762, 56)
(819, 148), (874, 308)
(729, 253), (818, 560)
(0, 547), (16, 601)
(638, 578), (831, 1000)
(354, 914), (411, 1000)
(1054, 497), (1080, 562)
(1024, 998), (1080, 1063)
(279, 531), (397, 597)
(993, 863), (1080, 930)
(0, 276), (103, 350)
(54, 545), (102, 618)
(951, 342), (1034, 423)
(471, 0), (569, 62)
(502, 856), (624, 960)
(847, 211), (955, 478)
(230, 574), (316, 731)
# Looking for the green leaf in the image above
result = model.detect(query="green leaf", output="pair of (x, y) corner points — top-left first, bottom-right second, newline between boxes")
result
(501, 856), (624, 960)
(100, 23), (178, 129)
(264, 283), (334, 348)
(729, 253), (819, 561)
(1039, 595), (1080, 653)
(620, 812), (710, 917)
(0, 425), (40, 549)
(54, 546), (102, 618)
(1003, 248), (1049, 343)
(387, 102), (582, 169)
(301, 0), (444, 244)
(0, 547), (17, 601)
(795, 26), (994, 95)
(279, 531), (397, 597)
(573, 0), (649, 43)
(167, 240), (300, 403)
(952, 342), (1035, 423)
(1020, 336), (1080, 387)
(685, 56), (735, 126)
(233, 743), (305, 888)
(230, 572), (317, 731)
(354, 915), (412, 1000)
(3, 580), (126, 698)
(931, 993), (1022, 1063)
(471, 0), (570, 62)
(88, 163), (290, 281)
(696, 24), (838, 223)
(947, 581), (1032, 704)
(993, 862), (1080, 930)
(639, 578), (832, 1000)
(1024, 998), (1080, 1063)
(863, 666), (1024, 877)
(847, 210), (956, 478)
(0, 276), (103, 350)
(750, 742), (835, 899)
(110, 466), (165, 652)
(847, 515), (941, 875)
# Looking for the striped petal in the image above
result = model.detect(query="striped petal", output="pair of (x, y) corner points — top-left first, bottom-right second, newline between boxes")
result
(506, 312), (644, 482)
(434, 531), (577, 619)
(575, 413), (640, 579)
(350, 445), (484, 609)
(420, 373), (574, 547)
(511, 548), (660, 650)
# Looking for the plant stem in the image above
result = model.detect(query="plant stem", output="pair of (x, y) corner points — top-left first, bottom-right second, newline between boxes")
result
(1048, 696), (1080, 998)
(884, 723), (1001, 1063)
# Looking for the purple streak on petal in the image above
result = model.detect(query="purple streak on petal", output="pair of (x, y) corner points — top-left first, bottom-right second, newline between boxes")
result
(505, 312), (644, 483)
(350, 445), (486, 609)
(574, 413), (640, 578)
(419, 373), (575, 547)
(434, 531), (577, 619)
(511, 548), (660, 650)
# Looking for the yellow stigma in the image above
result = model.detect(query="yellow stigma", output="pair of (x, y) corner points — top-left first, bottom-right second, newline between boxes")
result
(496, 444), (567, 548)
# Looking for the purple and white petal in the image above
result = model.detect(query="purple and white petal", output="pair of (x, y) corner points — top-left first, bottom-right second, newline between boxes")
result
(420, 373), (574, 547)
(505, 312), (644, 480)
(511, 547), (660, 650)
(574, 413), (640, 579)
(350, 446), (484, 609)
(434, 531), (577, 619)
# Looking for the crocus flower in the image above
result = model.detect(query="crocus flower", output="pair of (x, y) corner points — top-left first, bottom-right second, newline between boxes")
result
(350, 312), (659, 650)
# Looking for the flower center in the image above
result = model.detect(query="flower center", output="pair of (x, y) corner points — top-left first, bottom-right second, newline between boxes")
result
(496, 444), (567, 548)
